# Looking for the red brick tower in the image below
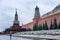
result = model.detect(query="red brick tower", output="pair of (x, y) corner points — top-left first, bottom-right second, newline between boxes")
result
(33, 6), (40, 25)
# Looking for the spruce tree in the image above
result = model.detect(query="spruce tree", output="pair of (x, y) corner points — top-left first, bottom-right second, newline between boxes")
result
(33, 24), (39, 31)
(58, 21), (60, 29)
(53, 17), (57, 29)
(42, 23), (45, 30)
(50, 21), (53, 29)
(43, 21), (48, 30)
(44, 21), (48, 30)
(38, 25), (42, 30)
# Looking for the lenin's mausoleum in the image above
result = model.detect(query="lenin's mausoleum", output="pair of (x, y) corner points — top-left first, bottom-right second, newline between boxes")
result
(4, 4), (60, 33)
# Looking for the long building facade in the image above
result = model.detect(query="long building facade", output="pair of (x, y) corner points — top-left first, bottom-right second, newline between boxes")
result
(22, 5), (60, 30)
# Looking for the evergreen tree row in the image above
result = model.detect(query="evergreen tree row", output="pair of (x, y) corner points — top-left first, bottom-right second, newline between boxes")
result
(33, 17), (60, 31)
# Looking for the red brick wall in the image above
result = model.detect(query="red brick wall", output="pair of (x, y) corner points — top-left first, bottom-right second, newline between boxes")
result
(22, 12), (60, 30)
(22, 22), (34, 29)
(38, 12), (60, 29)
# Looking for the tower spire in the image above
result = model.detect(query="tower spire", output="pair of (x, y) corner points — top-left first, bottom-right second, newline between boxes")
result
(14, 8), (19, 25)
(15, 8), (18, 21)
(34, 6), (40, 18)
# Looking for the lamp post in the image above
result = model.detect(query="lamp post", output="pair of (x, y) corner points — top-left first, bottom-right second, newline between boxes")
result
(10, 31), (12, 40)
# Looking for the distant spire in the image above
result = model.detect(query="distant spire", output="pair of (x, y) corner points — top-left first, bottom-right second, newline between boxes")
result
(14, 8), (19, 25)
(15, 8), (17, 14)
(15, 8), (18, 21)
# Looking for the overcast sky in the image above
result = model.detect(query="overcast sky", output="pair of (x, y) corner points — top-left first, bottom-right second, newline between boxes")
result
(0, 0), (60, 32)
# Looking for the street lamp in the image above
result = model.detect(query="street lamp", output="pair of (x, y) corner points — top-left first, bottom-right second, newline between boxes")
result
(10, 31), (12, 40)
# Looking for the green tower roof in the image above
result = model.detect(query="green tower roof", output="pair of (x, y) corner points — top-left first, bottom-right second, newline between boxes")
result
(35, 6), (40, 17)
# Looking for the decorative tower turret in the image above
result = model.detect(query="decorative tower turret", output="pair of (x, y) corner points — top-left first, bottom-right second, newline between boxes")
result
(33, 6), (40, 25)
(13, 9), (19, 25)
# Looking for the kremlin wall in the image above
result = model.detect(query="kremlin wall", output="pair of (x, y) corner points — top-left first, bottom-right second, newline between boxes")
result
(4, 4), (60, 34)
(22, 5), (60, 30)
